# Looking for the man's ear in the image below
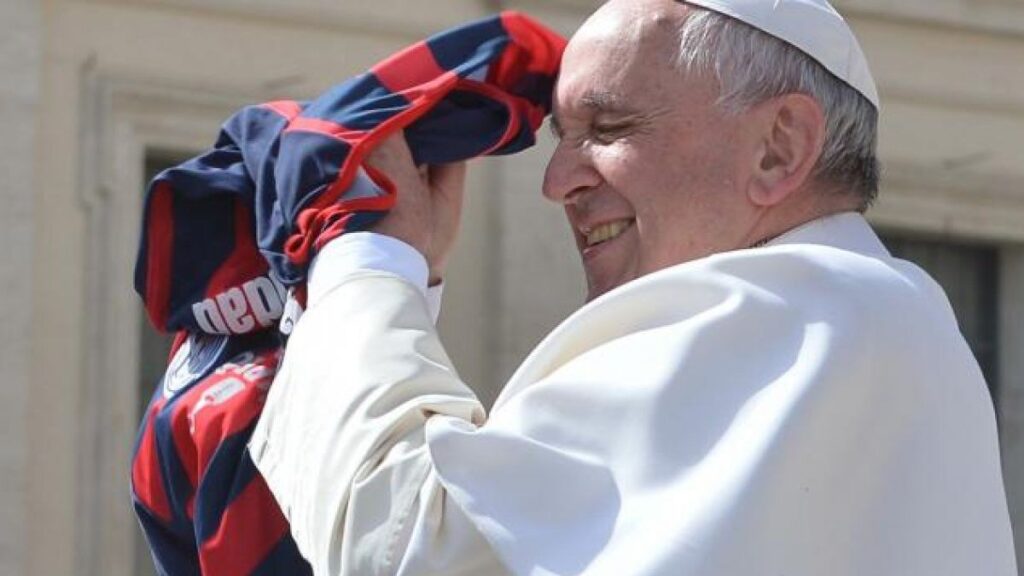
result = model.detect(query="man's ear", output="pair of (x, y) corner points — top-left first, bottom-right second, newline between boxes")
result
(747, 93), (826, 207)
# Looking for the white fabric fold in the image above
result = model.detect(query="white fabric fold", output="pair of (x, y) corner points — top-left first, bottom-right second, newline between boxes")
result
(310, 232), (444, 323)
(251, 213), (1017, 576)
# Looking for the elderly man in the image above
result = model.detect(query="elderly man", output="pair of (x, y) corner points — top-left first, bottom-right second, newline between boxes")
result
(249, 0), (1018, 574)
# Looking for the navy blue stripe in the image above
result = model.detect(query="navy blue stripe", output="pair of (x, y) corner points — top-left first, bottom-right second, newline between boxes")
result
(134, 498), (202, 576)
(490, 120), (538, 158)
(407, 88), (509, 165)
(194, 421), (262, 544)
(340, 207), (388, 235)
(153, 396), (205, 536)
(428, 15), (507, 73)
(225, 105), (295, 184)
(151, 333), (277, 534)
(510, 71), (558, 109)
(249, 533), (313, 576)
(275, 130), (354, 223)
(304, 73), (412, 131)
(131, 379), (164, 458)
(165, 157), (248, 332)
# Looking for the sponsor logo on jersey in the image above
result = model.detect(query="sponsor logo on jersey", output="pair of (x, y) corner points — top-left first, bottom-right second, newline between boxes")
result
(215, 352), (276, 385)
(192, 275), (288, 335)
(186, 351), (279, 432)
(163, 333), (230, 399)
(188, 377), (247, 433)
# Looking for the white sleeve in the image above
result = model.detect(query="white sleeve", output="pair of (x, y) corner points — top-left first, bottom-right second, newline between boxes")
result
(250, 267), (505, 575)
(309, 232), (444, 323)
(251, 244), (1017, 576)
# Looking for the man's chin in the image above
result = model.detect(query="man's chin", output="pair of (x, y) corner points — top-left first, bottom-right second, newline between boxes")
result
(583, 256), (652, 301)
(584, 273), (629, 302)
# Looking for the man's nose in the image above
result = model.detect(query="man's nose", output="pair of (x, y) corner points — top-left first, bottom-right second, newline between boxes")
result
(542, 143), (600, 205)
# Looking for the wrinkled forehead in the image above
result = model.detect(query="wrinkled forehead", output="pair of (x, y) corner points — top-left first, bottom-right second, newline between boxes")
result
(565, 0), (685, 65)
(556, 0), (692, 105)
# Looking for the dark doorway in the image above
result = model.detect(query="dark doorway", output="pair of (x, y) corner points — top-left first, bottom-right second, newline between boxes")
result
(881, 235), (1000, 401)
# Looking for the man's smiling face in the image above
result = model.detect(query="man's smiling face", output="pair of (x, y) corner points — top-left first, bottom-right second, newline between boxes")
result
(543, 0), (762, 301)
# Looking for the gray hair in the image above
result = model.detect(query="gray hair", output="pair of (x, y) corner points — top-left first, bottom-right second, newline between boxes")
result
(675, 6), (880, 209)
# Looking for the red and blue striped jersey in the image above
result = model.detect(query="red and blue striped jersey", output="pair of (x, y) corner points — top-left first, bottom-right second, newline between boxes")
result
(134, 11), (565, 336)
(132, 331), (311, 575)
(131, 12), (564, 575)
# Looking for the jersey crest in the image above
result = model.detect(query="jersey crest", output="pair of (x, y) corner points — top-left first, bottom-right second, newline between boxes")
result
(163, 333), (229, 399)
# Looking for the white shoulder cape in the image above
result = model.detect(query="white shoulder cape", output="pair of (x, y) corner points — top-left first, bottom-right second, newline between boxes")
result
(250, 213), (1017, 575)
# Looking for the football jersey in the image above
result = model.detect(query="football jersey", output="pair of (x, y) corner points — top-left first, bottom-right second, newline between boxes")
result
(131, 12), (565, 575)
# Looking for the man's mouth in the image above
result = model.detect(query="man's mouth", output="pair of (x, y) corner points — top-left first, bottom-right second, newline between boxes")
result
(583, 219), (635, 248)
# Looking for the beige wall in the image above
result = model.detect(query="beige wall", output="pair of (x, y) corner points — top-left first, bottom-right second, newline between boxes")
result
(4, 0), (1023, 573)
(0, 3), (40, 576)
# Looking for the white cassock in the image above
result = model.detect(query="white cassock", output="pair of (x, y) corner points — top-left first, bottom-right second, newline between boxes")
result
(249, 212), (1018, 575)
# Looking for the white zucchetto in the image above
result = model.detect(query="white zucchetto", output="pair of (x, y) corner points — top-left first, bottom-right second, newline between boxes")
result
(685, 0), (879, 108)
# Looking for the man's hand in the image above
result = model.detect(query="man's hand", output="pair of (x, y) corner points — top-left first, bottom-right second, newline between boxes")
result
(365, 133), (467, 285)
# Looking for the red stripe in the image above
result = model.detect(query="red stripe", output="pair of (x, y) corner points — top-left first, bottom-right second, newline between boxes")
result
(487, 14), (565, 136)
(144, 182), (175, 331)
(285, 165), (396, 265)
(168, 331), (188, 362)
(200, 201), (267, 335)
(169, 349), (278, 504)
(190, 353), (278, 475)
(199, 476), (290, 576)
(191, 387), (265, 476)
(281, 68), (457, 269)
(497, 12), (567, 78)
(292, 283), (308, 310)
(205, 200), (267, 300)
(285, 29), (523, 269)
(132, 400), (173, 523)
(361, 161), (397, 196)
(372, 41), (447, 93)
(312, 212), (355, 254)
(284, 116), (367, 143)
(261, 100), (303, 121)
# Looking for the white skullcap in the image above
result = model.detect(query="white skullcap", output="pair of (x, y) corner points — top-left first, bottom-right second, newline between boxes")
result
(684, 0), (879, 108)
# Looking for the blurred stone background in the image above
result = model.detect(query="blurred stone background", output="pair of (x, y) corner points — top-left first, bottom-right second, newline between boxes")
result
(1, 0), (1022, 573)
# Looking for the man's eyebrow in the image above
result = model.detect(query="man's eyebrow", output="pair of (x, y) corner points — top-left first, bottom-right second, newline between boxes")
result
(579, 91), (634, 114)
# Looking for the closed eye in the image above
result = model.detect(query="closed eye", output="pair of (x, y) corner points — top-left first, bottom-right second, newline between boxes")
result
(549, 116), (565, 141)
(591, 122), (634, 143)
